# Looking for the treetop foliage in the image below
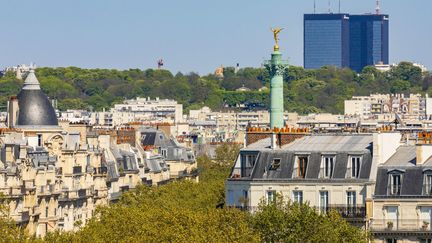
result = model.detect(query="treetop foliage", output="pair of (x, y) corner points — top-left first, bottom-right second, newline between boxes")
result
(0, 63), (429, 114)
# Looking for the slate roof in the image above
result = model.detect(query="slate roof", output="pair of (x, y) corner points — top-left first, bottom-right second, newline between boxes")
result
(236, 134), (373, 182)
(140, 127), (195, 162)
(374, 145), (432, 197)
(16, 71), (58, 127)
(282, 135), (373, 153)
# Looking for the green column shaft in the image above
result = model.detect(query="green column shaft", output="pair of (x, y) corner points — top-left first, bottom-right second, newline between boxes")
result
(270, 51), (284, 129)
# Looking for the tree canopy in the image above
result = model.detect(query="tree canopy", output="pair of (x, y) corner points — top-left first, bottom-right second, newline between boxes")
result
(0, 63), (430, 114)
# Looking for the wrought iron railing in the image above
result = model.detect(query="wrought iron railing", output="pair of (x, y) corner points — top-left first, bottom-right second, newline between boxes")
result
(370, 219), (432, 232)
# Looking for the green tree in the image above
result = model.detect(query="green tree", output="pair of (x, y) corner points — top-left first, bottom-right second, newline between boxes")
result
(215, 143), (241, 166)
(251, 194), (370, 243)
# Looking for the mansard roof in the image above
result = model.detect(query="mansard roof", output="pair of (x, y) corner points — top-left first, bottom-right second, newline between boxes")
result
(236, 134), (374, 181)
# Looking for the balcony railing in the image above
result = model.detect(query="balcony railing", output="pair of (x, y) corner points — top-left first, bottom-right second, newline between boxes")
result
(323, 205), (366, 218)
(371, 219), (432, 233)
(229, 205), (366, 219)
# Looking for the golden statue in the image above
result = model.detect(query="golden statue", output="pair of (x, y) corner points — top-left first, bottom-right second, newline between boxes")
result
(271, 27), (284, 51)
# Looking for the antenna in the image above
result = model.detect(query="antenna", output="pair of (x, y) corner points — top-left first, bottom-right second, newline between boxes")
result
(314, 0), (316, 14)
(339, 0), (341, 13)
(328, 0), (331, 13)
(376, 0), (381, 15)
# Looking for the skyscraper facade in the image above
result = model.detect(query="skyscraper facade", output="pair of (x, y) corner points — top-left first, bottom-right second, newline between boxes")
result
(349, 14), (389, 72)
(304, 13), (389, 72)
(304, 14), (350, 69)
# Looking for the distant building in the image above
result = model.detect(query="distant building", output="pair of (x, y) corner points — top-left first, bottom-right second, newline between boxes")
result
(4, 63), (36, 80)
(349, 14), (389, 73)
(90, 97), (183, 127)
(344, 94), (432, 120)
(304, 14), (350, 69)
(304, 13), (389, 72)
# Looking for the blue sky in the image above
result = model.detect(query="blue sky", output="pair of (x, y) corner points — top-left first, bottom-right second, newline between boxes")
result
(0, 0), (431, 75)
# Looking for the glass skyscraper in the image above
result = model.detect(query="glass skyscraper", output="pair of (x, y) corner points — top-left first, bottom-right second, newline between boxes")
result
(304, 14), (350, 70)
(304, 13), (389, 72)
(349, 14), (389, 73)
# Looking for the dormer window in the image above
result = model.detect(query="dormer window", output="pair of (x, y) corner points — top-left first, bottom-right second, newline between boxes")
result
(293, 156), (308, 178)
(321, 156), (334, 178)
(269, 158), (281, 171)
(423, 172), (432, 195)
(389, 173), (402, 195)
(348, 156), (362, 178)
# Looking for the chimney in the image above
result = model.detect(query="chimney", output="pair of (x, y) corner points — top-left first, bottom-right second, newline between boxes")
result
(7, 96), (19, 128)
(373, 132), (402, 165)
(271, 132), (277, 149)
(416, 144), (432, 165)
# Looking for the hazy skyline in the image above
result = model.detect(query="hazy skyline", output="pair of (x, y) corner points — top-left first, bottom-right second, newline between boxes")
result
(1, 0), (431, 74)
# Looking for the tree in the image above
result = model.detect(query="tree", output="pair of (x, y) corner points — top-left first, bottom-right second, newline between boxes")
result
(0, 194), (31, 242)
(215, 143), (241, 166)
(251, 194), (370, 243)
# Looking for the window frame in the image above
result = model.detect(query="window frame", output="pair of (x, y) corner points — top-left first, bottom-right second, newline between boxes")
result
(267, 190), (276, 204)
(319, 191), (329, 214)
(292, 190), (303, 204)
(423, 171), (432, 195)
(346, 191), (356, 207)
(388, 172), (403, 196)
(269, 158), (281, 171)
(348, 156), (362, 179)
(295, 155), (309, 179)
(321, 155), (335, 178)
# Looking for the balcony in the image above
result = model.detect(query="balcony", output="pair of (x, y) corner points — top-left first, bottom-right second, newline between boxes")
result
(371, 219), (432, 237)
(229, 205), (366, 219)
(0, 186), (24, 198)
(93, 166), (108, 176)
(322, 205), (366, 219)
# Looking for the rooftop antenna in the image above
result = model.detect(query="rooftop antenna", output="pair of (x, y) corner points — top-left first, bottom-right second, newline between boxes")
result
(375, 0), (381, 15)
(339, 0), (341, 13)
(328, 0), (331, 13)
(314, 0), (316, 14)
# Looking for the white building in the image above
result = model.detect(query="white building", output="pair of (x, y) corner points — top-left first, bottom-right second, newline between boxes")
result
(4, 63), (36, 80)
(344, 94), (432, 120)
(89, 97), (183, 127)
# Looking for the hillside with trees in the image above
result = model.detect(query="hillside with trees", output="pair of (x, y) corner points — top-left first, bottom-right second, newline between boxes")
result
(0, 62), (430, 114)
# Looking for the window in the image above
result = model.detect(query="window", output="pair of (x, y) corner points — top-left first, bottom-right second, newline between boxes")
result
(37, 134), (42, 147)
(349, 156), (361, 178)
(424, 173), (432, 195)
(420, 206), (432, 230)
(227, 190), (234, 206)
(46, 207), (49, 217)
(385, 206), (398, 230)
(269, 158), (281, 170)
(389, 174), (402, 195)
(267, 190), (276, 204)
(319, 191), (328, 213)
(319, 191), (329, 213)
(242, 190), (249, 207)
(295, 156), (308, 178)
(293, 191), (303, 204)
(386, 239), (397, 243)
(321, 156), (334, 178)
(241, 153), (257, 177)
(346, 191), (356, 207)
(161, 149), (167, 158)
(420, 239), (431, 243)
